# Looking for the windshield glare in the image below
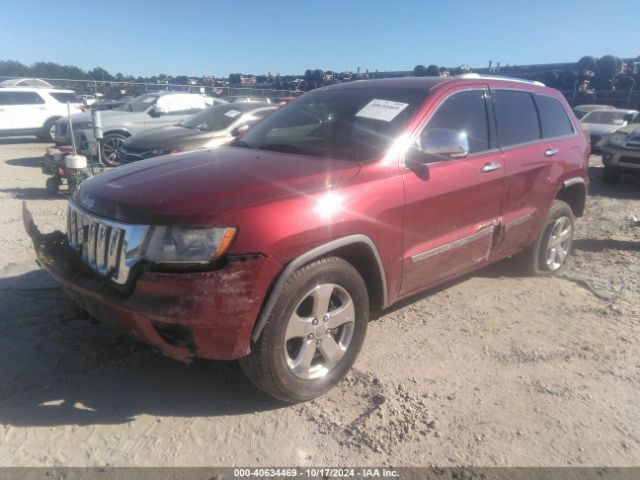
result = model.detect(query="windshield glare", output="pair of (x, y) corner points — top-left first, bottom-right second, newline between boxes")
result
(238, 87), (428, 161)
(120, 93), (159, 112)
(182, 105), (246, 131)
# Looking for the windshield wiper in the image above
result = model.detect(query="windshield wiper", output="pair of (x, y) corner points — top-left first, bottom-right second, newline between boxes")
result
(255, 143), (305, 154)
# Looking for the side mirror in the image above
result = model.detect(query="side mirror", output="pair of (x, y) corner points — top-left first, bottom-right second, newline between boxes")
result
(420, 128), (469, 161)
(231, 123), (252, 138)
(149, 105), (166, 117)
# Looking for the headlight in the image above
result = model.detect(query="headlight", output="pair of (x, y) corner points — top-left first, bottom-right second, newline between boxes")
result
(142, 226), (236, 264)
(608, 132), (628, 146)
(73, 121), (94, 130)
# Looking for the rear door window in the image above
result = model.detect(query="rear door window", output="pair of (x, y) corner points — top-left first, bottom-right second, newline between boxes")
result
(494, 90), (541, 147)
(49, 92), (82, 104)
(534, 94), (574, 138)
(11, 91), (45, 105)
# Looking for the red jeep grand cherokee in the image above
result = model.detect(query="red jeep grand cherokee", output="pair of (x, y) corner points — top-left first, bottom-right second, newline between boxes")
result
(24, 75), (589, 402)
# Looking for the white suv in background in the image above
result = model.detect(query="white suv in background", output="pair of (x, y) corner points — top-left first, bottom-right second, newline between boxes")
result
(0, 87), (84, 141)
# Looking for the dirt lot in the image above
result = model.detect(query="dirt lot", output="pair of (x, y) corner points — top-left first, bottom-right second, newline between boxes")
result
(0, 138), (638, 467)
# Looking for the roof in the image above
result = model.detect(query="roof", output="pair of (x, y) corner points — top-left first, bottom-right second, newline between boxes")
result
(321, 74), (550, 93)
(0, 78), (54, 88)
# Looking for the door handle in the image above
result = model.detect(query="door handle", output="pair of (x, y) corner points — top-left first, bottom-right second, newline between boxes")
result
(481, 162), (502, 173)
(544, 148), (559, 157)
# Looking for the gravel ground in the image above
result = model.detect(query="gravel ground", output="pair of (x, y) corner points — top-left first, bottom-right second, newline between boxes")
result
(0, 138), (638, 467)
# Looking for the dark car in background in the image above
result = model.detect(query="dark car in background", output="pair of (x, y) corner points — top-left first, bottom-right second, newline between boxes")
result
(116, 102), (278, 164)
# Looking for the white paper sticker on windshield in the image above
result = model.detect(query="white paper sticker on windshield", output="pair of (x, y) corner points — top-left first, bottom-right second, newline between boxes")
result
(355, 99), (410, 122)
(225, 109), (242, 118)
(142, 97), (156, 103)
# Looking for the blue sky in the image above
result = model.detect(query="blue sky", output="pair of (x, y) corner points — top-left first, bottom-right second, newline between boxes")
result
(1, 0), (638, 77)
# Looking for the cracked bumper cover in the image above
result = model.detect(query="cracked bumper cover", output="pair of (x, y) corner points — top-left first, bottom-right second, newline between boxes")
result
(22, 203), (282, 362)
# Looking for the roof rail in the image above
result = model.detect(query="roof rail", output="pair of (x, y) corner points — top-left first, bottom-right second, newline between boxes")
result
(456, 73), (545, 87)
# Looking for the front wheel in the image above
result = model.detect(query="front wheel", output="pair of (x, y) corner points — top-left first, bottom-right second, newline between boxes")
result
(517, 200), (575, 275)
(239, 257), (369, 403)
(38, 118), (59, 142)
(101, 133), (128, 166)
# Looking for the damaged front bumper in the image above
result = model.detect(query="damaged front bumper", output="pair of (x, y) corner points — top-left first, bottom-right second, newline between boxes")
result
(22, 203), (282, 362)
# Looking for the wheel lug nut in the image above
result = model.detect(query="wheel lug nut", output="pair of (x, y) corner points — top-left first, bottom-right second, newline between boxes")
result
(308, 333), (314, 339)
(323, 315), (329, 323)
(312, 319), (318, 326)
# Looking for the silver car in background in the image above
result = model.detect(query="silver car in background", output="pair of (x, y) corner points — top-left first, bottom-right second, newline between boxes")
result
(580, 108), (639, 149)
(55, 91), (214, 165)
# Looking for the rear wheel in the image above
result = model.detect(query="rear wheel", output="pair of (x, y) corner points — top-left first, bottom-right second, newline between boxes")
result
(516, 200), (575, 275)
(101, 133), (128, 166)
(603, 166), (620, 184)
(239, 257), (369, 403)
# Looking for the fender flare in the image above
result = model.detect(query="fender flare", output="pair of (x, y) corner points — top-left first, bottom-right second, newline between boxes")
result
(250, 234), (387, 342)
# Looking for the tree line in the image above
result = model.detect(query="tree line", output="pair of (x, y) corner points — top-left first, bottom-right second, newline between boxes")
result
(0, 60), (184, 85)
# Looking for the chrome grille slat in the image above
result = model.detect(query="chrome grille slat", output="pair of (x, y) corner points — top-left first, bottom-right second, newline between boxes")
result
(96, 224), (108, 273)
(107, 228), (122, 273)
(66, 203), (148, 285)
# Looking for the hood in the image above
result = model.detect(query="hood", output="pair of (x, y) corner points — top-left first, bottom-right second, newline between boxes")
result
(75, 147), (361, 225)
(65, 109), (143, 126)
(610, 123), (640, 135)
(123, 125), (213, 150)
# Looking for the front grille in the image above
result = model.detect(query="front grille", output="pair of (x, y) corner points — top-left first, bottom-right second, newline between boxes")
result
(66, 202), (148, 285)
(619, 156), (640, 166)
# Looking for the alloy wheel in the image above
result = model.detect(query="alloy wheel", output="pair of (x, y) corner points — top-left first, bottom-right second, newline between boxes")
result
(102, 136), (124, 164)
(545, 216), (572, 270)
(284, 283), (355, 380)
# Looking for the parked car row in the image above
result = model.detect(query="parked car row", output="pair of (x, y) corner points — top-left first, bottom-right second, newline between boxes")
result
(55, 91), (216, 164)
(25, 75), (590, 402)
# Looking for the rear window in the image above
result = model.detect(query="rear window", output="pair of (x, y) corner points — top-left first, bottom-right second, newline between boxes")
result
(11, 91), (45, 105)
(494, 90), (541, 147)
(535, 95), (574, 138)
(49, 92), (82, 104)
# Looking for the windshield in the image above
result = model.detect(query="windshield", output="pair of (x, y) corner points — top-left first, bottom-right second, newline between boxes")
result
(237, 87), (428, 161)
(119, 93), (159, 112)
(182, 104), (246, 131)
(581, 111), (630, 125)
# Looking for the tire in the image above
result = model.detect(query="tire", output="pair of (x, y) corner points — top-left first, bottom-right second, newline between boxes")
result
(46, 176), (60, 195)
(603, 166), (621, 184)
(38, 118), (59, 142)
(516, 200), (575, 275)
(239, 257), (369, 403)
(101, 132), (128, 166)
